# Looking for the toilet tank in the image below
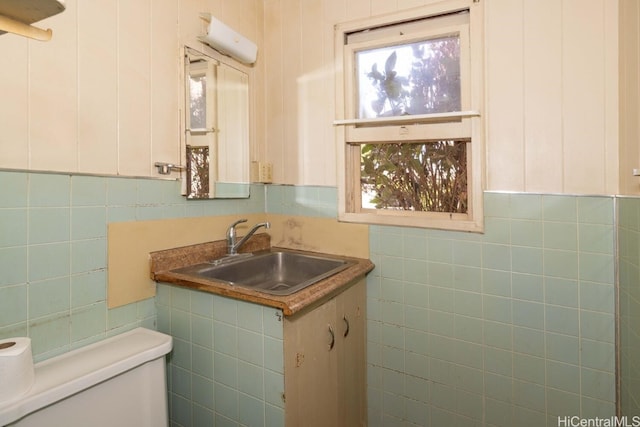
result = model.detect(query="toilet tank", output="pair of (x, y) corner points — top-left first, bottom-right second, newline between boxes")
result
(0, 328), (172, 427)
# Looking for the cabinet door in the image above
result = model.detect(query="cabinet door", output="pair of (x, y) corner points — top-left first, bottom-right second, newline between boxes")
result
(336, 279), (367, 427)
(284, 299), (339, 427)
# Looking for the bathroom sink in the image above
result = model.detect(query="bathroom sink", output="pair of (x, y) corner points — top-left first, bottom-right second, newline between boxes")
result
(171, 250), (355, 296)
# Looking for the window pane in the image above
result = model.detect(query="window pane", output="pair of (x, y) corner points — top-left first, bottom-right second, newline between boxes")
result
(361, 141), (467, 213)
(189, 75), (207, 129)
(186, 146), (210, 199)
(356, 35), (460, 119)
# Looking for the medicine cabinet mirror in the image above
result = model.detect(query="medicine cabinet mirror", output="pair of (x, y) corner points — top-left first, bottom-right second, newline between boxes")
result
(182, 46), (251, 199)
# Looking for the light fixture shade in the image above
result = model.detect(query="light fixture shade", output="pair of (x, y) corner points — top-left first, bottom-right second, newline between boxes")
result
(199, 14), (257, 65)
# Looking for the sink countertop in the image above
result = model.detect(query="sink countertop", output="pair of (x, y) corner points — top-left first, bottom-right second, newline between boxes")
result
(149, 234), (374, 316)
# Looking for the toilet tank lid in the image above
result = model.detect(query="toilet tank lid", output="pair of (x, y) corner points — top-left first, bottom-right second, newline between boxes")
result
(0, 327), (172, 426)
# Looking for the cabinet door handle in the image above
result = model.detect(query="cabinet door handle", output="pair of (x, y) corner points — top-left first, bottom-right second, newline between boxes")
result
(343, 315), (350, 338)
(328, 324), (335, 351)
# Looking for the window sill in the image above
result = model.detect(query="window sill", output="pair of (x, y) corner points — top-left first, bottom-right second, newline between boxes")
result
(338, 211), (484, 233)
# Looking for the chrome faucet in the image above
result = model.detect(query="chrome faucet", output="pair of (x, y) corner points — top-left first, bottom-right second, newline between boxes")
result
(226, 219), (270, 255)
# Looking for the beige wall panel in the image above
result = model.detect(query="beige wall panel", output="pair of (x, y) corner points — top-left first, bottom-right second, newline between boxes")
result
(346, 0), (371, 21)
(204, 0), (222, 13)
(397, 0), (431, 9)
(29, 2), (78, 172)
(371, 0), (398, 16)
(253, 4), (266, 162)
(151, 0), (181, 175)
(0, 36), (29, 169)
(485, 0), (525, 191)
(299, 0), (329, 185)
(264, 0), (287, 183)
(603, 1), (619, 195)
(522, 0), (562, 193)
(117, 0), (152, 176)
(318, 2), (347, 188)
(324, 1), (349, 188)
(324, 0), (346, 23)
(223, 0), (259, 44)
(619, 0), (640, 194)
(108, 213), (267, 308)
(0, 0), (263, 179)
(562, 0), (606, 194)
(77, 0), (118, 174)
(179, 0), (205, 45)
(634, 1), (640, 193)
(267, 214), (369, 259)
(282, 0), (302, 184)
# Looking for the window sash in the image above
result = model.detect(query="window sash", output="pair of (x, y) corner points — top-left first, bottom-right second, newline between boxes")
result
(333, 110), (480, 126)
(346, 140), (472, 213)
(342, 20), (471, 143)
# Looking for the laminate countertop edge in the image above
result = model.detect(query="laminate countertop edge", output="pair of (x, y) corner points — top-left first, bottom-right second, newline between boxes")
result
(151, 242), (374, 316)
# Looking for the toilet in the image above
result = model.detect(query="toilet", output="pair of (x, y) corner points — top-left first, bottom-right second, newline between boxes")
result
(0, 327), (172, 427)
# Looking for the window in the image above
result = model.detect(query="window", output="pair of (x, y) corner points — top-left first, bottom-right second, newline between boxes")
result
(335, 0), (484, 232)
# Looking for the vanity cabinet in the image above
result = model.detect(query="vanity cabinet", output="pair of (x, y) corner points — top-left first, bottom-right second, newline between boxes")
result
(283, 279), (366, 427)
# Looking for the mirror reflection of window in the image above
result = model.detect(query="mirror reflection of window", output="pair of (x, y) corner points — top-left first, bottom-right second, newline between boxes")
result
(188, 69), (207, 130)
(182, 46), (251, 200)
(184, 49), (217, 199)
(186, 146), (210, 198)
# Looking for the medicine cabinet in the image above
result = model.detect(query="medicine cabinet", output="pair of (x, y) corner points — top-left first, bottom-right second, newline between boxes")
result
(182, 46), (251, 199)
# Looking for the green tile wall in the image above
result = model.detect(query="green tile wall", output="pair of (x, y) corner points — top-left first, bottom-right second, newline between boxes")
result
(619, 197), (640, 417)
(367, 193), (616, 427)
(156, 283), (285, 426)
(265, 184), (338, 218)
(0, 170), (265, 362)
(0, 173), (624, 426)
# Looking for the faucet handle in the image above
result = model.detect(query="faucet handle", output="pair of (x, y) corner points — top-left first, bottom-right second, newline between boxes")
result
(230, 218), (248, 228)
(227, 219), (248, 240)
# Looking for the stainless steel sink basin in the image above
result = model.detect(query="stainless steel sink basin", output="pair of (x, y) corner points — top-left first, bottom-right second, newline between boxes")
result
(172, 250), (354, 296)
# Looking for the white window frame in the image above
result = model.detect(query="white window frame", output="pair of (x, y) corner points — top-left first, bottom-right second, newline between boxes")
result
(334, 0), (485, 233)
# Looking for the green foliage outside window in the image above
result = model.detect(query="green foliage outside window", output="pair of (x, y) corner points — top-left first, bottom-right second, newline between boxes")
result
(361, 141), (467, 213)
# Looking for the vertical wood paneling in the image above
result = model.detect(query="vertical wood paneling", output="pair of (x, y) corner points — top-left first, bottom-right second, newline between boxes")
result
(370, 0), (397, 17)
(399, 0), (429, 9)
(78, 0), (117, 174)
(151, 0), (181, 175)
(29, 0), (78, 172)
(0, 36), (29, 168)
(281, 0), (301, 184)
(523, 0), (562, 193)
(0, 0), (627, 193)
(324, 1), (348, 188)
(603, 1), (619, 195)
(619, 0), (640, 194)
(485, 0), (525, 191)
(253, 3), (266, 163)
(204, 0), (222, 14)
(0, 0), (263, 179)
(299, 0), (326, 185)
(117, 0), (152, 176)
(346, 0), (370, 21)
(562, 0), (606, 194)
(630, 0), (640, 194)
(264, 0), (285, 183)
(224, 0), (258, 45)
(179, 0), (204, 46)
